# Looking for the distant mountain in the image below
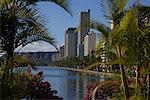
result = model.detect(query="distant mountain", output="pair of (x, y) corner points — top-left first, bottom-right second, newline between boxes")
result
(15, 52), (58, 66)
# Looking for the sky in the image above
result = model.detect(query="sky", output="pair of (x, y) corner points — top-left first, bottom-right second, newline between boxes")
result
(15, 0), (150, 52)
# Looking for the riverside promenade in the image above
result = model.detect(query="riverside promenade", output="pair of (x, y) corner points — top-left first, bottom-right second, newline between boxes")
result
(52, 66), (117, 77)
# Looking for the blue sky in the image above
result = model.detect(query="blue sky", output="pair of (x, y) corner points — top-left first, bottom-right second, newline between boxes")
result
(15, 0), (150, 52)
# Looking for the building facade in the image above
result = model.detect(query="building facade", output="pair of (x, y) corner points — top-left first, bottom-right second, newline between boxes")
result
(77, 9), (90, 56)
(84, 31), (96, 56)
(65, 28), (78, 57)
(59, 45), (65, 59)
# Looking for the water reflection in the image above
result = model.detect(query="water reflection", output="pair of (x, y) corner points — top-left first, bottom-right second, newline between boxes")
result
(33, 66), (105, 100)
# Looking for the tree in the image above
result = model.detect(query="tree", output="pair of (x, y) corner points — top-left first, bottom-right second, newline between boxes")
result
(136, 5), (150, 99)
(116, 5), (150, 99)
(90, 0), (129, 99)
(0, 0), (71, 99)
(0, 0), (71, 79)
(91, 1), (150, 99)
(25, 0), (72, 15)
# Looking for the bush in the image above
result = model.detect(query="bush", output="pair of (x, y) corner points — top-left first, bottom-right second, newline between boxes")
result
(82, 82), (97, 100)
(0, 69), (63, 99)
(95, 80), (121, 99)
(27, 71), (63, 99)
(82, 81), (121, 100)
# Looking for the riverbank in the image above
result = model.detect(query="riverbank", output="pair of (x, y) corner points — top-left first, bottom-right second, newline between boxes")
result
(52, 66), (118, 77)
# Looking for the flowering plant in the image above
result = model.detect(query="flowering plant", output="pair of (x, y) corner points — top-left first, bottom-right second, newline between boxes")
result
(82, 82), (97, 100)
(82, 81), (121, 100)
(27, 71), (63, 99)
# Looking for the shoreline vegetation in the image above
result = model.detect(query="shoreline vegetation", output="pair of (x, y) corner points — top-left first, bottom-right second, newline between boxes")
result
(51, 66), (117, 77)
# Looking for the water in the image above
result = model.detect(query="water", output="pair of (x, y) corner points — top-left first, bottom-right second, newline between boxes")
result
(32, 66), (106, 100)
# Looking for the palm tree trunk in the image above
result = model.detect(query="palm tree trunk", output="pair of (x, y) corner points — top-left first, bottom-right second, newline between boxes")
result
(118, 47), (129, 99)
(9, 51), (14, 82)
(147, 70), (150, 100)
(6, 50), (14, 98)
(4, 49), (14, 81)
(2, 55), (11, 80)
(120, 64), (129, 99)
(135, 66), (140, 94)
(147, 71), (150, 100)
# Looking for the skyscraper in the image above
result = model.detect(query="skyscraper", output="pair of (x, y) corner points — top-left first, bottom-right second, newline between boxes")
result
(65, 28), (78, 57)
(84, 31), (96, 56)
(59, 45), (65, 59)
(77, 9), (90, 56)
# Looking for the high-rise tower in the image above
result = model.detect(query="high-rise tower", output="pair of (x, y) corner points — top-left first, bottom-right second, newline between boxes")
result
(59, 45), (65, 59)
(65, 28), (78, 57)
(77, 9), (90, 56)
(84, 31), (96, 56)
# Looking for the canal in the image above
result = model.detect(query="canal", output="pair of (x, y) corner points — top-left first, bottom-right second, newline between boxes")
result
(32, 66), (106, 100)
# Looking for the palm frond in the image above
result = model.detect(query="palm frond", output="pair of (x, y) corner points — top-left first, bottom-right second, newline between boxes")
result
(91, 20), (110, 39)
(84, 61), (102, 70)
(108, 58), (124, 66)
(0, 0), (58, 53)
(49, 0), (72, 16)
(119, 8), (138, 33)
(16, 21), (58, 50)
(24, 0), (72, 16)
(100, 0), (127, 22)
(12, 0), (58, 50)
(24, 34), (57, 50)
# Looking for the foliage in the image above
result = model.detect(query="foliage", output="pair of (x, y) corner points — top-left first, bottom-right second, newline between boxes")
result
(24, 0), (72, 16)
(82, 80), (121, 100)
(0, 0), (71, 98)
(0, 0), (71, 80)
(0, 68), (4, 78)
(90, 0), (150, 99)
(0, 69), (62, 99)
(82, 82), (97, 100)
(13, 55), (35, 67)
(94, 80), (121, 99)
(51, 55), (101, 69)
(0, 0), (57, 81)
(27, 71), (63, 99)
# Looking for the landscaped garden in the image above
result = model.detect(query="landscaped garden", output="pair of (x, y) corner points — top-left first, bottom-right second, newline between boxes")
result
(0, 0), (71, 99)
(1, 67), (63, 99)
(0, 0), (150, 100)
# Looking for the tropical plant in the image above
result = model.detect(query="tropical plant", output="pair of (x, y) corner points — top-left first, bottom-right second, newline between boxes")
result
(90, 0), (150, 99)
(0, 68), (63, 99)
(136, 5), (150, 99)
(0, 0), (71, 79)
(51, 54), (101, 69)
(0, 0), (52, 80)
(82, 82), (97, 100)
(27, 71), (63, 99)
(113, 5), (150, 99)
(90, 0), (129, 99)
(0, 0), (71, 99)
(13, 55), (35, 67)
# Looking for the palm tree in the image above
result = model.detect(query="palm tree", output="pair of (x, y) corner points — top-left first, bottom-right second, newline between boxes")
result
(117, 5), (150, 99)
(91, 1), (150, 99)
(90, 0), (129, 99)
(0, 0), (71, 79)
(136, 5), (150, 99)
(0, 0), (71, 99)
(25, 0), (72, 15)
